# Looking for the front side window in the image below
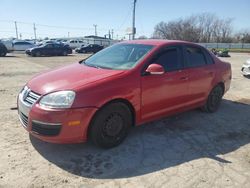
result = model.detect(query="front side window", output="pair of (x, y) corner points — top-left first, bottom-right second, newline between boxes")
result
(155, 48), (182, 72)
(82, 43), (154, 70)
(45, 44), (53, 48)
(185, 46), (207, 68)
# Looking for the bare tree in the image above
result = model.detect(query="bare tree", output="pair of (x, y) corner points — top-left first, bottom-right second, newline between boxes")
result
(153, 18), (200, 42)
(235, 30), (250, 43)
(153, 13), (234, 43)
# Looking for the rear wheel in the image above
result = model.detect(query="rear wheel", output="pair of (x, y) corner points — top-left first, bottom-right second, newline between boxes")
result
(62, 51), (68, 56)
(202, 85), (224, 113)
(90, 102), (132, 148)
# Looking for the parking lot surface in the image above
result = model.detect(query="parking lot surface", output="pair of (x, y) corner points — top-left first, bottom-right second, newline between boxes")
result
(0, 52), (250, 188)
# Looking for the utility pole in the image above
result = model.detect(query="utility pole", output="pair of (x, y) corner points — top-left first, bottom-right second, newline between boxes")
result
(111, 29), (114, 39)
(14, 21), (18, 39)
(108, 30), (111, 39)
(93, 24), (97, 36)
(33, 23), (37, 42)
(132, 0), (137, 40)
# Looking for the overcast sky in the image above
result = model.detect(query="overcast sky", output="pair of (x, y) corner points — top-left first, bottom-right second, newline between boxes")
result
(0, 0), (249, 39)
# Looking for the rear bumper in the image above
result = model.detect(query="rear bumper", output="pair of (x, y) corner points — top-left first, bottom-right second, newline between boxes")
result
(18, 94), (98, 143)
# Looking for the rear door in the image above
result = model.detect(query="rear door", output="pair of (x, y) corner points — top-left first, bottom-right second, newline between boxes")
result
(141, 46), (189, 121)
(183, 45), (216, 105)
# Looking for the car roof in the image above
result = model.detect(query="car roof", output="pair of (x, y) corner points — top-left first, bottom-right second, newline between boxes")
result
(121, 39), (198, 47)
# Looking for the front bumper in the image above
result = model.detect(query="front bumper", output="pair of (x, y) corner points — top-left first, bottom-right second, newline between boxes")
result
(25, 50), (31, 55)
(18, 92), (98, 143)
(241, 65), (250, 76)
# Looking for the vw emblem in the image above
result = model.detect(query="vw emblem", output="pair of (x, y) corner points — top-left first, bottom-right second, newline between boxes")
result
(23, 88), (30, 100)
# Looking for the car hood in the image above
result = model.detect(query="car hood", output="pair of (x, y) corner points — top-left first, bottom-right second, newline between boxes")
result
(27, 63), (125, 95)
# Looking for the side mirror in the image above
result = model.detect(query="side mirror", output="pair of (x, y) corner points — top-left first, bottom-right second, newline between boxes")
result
(145, 64), (165, 75)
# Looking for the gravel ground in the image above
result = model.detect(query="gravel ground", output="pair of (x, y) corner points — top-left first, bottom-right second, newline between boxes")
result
(0, 52), (250, 188)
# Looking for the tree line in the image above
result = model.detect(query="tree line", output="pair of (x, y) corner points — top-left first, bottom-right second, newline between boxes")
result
(148, 13), (250, 43)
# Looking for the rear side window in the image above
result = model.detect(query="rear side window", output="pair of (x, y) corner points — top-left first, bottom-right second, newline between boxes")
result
(185, 47), (207, 68)
(155, 48), (182, 72)
(203, 49), (214, 65)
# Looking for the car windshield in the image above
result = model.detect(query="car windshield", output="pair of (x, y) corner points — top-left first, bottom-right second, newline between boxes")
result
(82, 43), (154, 70)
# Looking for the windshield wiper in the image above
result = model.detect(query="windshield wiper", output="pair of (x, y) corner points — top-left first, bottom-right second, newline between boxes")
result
(82, 61), (101, 69)
(82, 61), (113, 70)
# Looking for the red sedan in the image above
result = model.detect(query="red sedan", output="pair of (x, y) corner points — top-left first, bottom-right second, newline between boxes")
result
(18, 40), (231, 148)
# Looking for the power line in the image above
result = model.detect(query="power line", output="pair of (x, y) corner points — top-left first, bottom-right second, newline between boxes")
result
(116, 4), (133, 31)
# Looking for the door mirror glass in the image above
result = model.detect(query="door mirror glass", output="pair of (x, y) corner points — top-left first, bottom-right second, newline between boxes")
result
(145, 64), (165, 75)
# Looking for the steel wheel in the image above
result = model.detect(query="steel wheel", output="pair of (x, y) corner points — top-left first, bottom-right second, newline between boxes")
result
(90, 102), (132, 148)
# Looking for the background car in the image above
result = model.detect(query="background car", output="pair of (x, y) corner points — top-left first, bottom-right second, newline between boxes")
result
(13, 41), (35, 51)
(67, 39), (85, 49)
(0, 42), (8, 56)
(75, 44), (104, 53)
(217, 49), (230, 57)
(0, 39), (13, 51)
(241, 58), (250, 77)
(25, 43), (72, 56)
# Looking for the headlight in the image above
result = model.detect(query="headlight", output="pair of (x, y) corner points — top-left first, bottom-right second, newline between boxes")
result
(39, 91), (75, 109)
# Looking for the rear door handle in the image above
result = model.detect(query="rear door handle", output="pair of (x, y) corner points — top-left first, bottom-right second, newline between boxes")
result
(208, 72), (213, 76)
(180, 77), (188, 80)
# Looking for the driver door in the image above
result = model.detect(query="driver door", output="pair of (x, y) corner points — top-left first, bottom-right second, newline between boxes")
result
(141, 46), (189, 122)
(44, 44), (55, 55)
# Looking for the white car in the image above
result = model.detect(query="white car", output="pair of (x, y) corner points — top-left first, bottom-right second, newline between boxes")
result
(241, 59), (250, 76)
(0, 40), (14, 51)
(13, 41), (35, 51)
(67, 39), (86, 49)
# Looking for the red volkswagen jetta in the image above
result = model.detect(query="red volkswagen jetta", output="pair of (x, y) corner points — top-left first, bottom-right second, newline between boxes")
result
(18, 40), (231, 148)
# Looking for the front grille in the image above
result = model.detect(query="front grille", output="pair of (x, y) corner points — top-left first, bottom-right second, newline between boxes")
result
(32, 121), (61, 136)
(19, 112), (28, 127)
(24, 90), (41, 106)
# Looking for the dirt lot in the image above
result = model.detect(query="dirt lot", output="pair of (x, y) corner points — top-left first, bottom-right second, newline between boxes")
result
(0, 52), (250, 188)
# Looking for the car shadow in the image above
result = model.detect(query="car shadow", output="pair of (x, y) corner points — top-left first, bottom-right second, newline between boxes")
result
(30, 99), (250, 179)
(243, 75), (250, 79)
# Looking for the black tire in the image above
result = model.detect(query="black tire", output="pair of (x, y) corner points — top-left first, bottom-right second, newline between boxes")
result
(202, 85), (224, 113)
(90, 102), (132, 148)
(62, 51), (68, 56)
(0, 52), (6, 57)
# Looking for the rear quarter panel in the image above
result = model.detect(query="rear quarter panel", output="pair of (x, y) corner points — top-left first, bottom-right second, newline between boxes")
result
(213, 55), (232, 93)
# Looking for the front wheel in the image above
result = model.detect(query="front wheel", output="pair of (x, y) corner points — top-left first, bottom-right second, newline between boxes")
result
(202, 85), (224, 113)
(0, 52), (6, 57)
(90, 102), (132, 148)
